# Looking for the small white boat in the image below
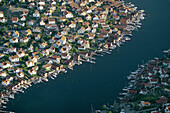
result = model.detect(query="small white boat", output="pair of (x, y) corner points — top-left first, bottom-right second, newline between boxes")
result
(125, 37), (131, 41)
(2, 106), (6, 108)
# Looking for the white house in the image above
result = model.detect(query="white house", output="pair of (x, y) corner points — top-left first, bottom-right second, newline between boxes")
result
(2, 79), (10, 86)
(48, 19), (55, 24)
(40, 20), (45, 26)
(28, 69), (37, 75)
(26, 61), (34, 67)
(33, 10), (40, 17)
(28, 56), (38, 63)
(0, 11), (4, 18)
(61, 53), (71, 60)
(9, 55), (19, 62)
(16, 72), (24, 78)
(0, 61), (10, 68)
(0, 71), (7, 78)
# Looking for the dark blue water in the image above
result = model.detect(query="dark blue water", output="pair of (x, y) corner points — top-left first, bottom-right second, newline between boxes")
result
(6, 0), (170, 112)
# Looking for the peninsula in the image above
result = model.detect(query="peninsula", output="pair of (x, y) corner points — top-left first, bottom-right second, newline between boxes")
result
(96, 50), (170, 113)
(0, 0), (144, 111)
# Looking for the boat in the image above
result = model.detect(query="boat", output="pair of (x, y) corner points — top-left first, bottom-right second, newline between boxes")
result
(51, 77), (54, 80)
(9, 94), (14, 99)
(90, 60), (95, 64)
(117, 97), (123, 100)
(106, 51), (111, 54)
(139, 9), (145, 13)
(122, 88), (129, 91)
(119, 92), (128, 96)
(2, 106), (6, 108)
(42, 78), (48, 82)
(125, 37), (131, 41)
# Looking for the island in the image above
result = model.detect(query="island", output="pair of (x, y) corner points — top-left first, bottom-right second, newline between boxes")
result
(0, 0), (144, 111)
(95, 50), (170, 113)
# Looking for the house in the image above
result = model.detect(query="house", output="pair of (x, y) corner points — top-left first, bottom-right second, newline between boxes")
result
(20, 16), (26, 21)
(15, 68), (23, 73)
(12, 17), (18, 23)
(140, 101), (150, 107)
(48, 18), (55, 24)
(80, 1), (86, 6)
(85, 26), (91, 32)
(50, 5), (56, 11)
(51, 65), (60, 71)
(139, 89), (148, 95)
(93, 15), (99, 21)
(65, 60), (75, 67)
(0, 17), (7, 23)
(34, 34), (41, 41)
(32, 52), (39, 56)
(77, 38), (83, 44)
(59, 36), (67, 45)
(33, 10), (40, 17)
(61, 53), (71, 60)
(49, 46), (55, 52)
(78, 27), (85, 34)
(60, 47), (69, 53)
(119, 8), (128, 13)
(60, 5), (66, 12)
(165, 106), (170, 113)
(73, 54), (81, 61)
(156, 96), (168, 104)
(25, 29), (32, 36)
(78, 52), (89, 57)
(28, 20), (34, 26)
(28, 69), (37, 75)
(2, 79), (10, 86)
(85, 14), (91, 20)
(82, 40), (90, 48)
(112, 15), (120, 20)
(20, 37), (29, 43)
(0, 11), (4, 18)
(64, 11), (73, 18)
(16, 72), (24, 78)
(33, 27), (41, 32)
(68, 36), (76, 42)
(91, 28), (96, 33)
(40, 20), (45, 26)
(38, 4), (44, 10)
(10, 37), (18, 43)
(68, 21), (76, 28)
(12, 31), (20, 38)
(0, 71), (7, 78)
(43, 64), (51, 70)
(28, 56), (38, 63)
(78, 45), (86, 50)
(39, 42), (47, 48)
(42, 49), (49, 56)
(0, 61), (10, 69)
(48, 55), (61, 64)
(17, 51), (25, 57)
(0, 53), (4, 58)
(49, 37), (56, 43)
(59, 16), (66, 22)
(54, 41), (62, 48)
(64, 43), (72, 50)
(9, 55), (19, 62)
(26, 61), (34, 67)
(150, 79), (158, 84)
(32, 66), (39, 71)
